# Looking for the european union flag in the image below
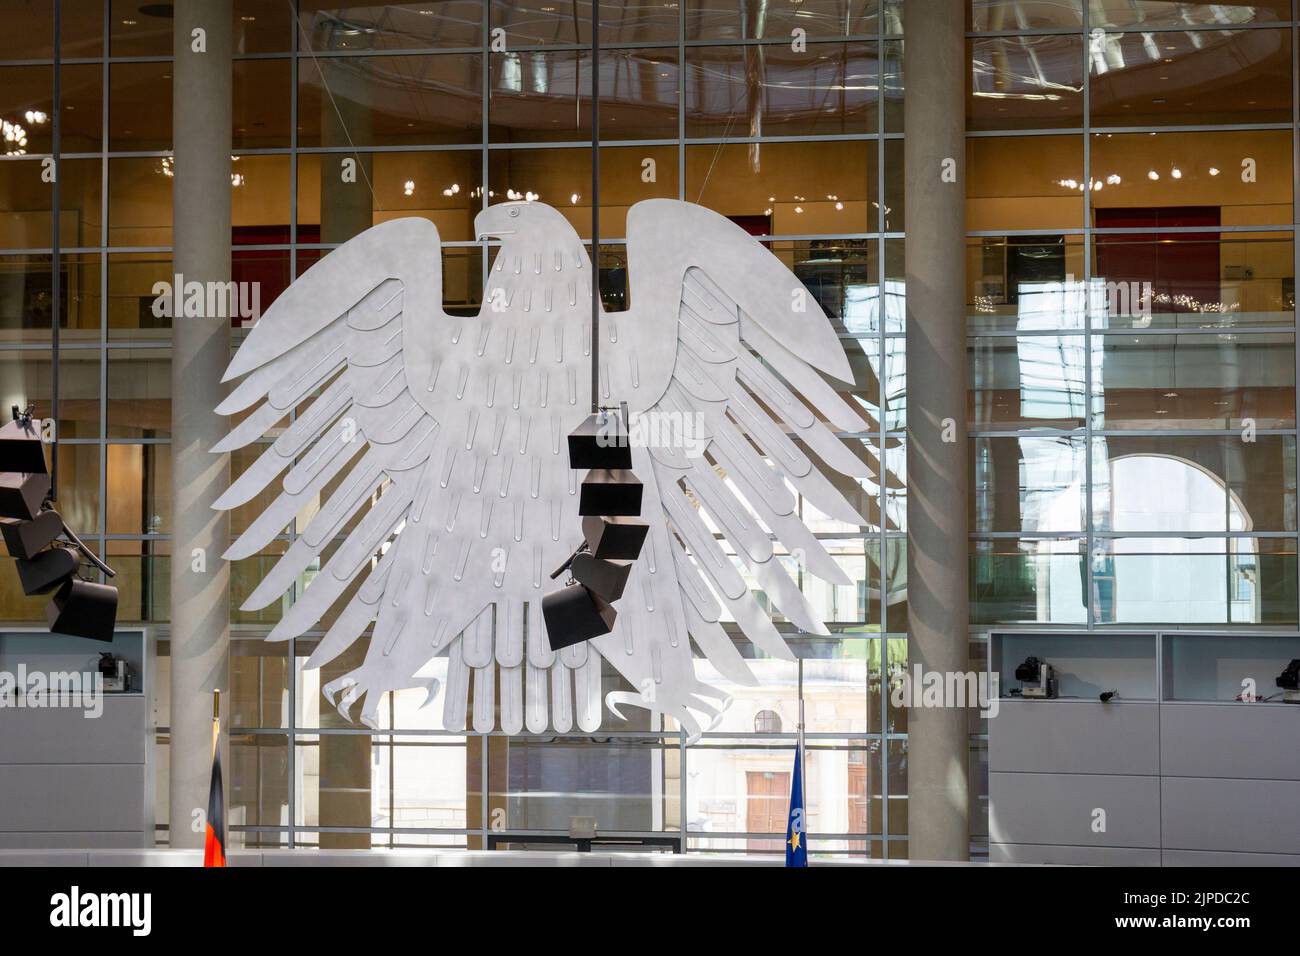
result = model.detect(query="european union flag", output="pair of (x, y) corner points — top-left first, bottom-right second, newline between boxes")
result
(785, 738), (808, 866)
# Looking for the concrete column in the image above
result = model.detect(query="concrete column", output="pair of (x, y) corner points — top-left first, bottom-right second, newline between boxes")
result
(169, 0), (231, 847)
(902, 0), (970, 861)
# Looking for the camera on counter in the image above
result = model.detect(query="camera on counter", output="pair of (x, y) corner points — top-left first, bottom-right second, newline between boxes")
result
(1277, 659), (1300, 704)
(98, 652), (134, 694)
(1013, 655), (1058, 699)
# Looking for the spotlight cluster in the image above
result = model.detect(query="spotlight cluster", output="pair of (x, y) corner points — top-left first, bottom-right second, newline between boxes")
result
(0, 405), (118, 642)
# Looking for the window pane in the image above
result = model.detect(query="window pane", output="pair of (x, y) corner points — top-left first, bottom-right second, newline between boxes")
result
(1091, 130), (1293, 223)
(108, 253), (172, 339)
(234, 58), (291, 149)
(686, 0), (876, 40)
(969, 35), (1083, 132)
(969, 335), (1089, 429)
(1091, 435), (1297, 534)
(1090, 233), (1293, 330)
(1090, 0), (1289, 29)
(686, 43), (880, 138)
(109, 159), (172, 248)
(233, 0), (296, 53)
(967, 235), (1088, 333)
(1091, 332), (1295, 430)
(107, 347), (170, 439)
(492, 0), (679, 46)
(299, 2), (482, 51)
(971, 435), (1088, 533)
(970, 0), (1083, 31)
(299, 55), (483, 148)
(59, 159), (104, 253)
(971, 537), (1088, 624)
(0, 161), (51, 250)
(1091, 30), (1290, 127)
(492, 737), (675, 832)
(599, 49), (679, 141)
(110, 61), (173, 151)
(1095, 537), (1296, 625)
(688, 141), (874, 235)
(490, 50), (590, 143)
(110, 0), (173, 56)
(107, 443), (171, 535)
(0, 66), (54, 156)
(967, 135), (1084, 231)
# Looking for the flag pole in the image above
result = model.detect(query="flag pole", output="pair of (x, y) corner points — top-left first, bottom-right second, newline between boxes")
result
(211, 687), (220, 756)
(798, 696), (806, 847)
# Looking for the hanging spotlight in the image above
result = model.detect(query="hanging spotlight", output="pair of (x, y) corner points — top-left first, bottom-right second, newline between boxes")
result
(542, 405), (649, 651)
(0, 405), (118, 642)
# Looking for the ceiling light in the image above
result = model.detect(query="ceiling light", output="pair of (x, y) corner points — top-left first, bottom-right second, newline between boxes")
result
(1208, 167), (1220, 176)
(1170, 167), (1182, 179)
(1147, 170), (1160, 180)
(570, 193), (579, 204)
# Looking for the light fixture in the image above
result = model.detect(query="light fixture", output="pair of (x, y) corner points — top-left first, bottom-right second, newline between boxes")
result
(570, 192), (579, 204)
(1170, 167), (1182, 179)
(835, 201), (844, 210)
(794, 205), (804, 214)
(1208, 167), (1220, 176)
(1147, 170), (1160, 180)
(0, 406), (118, 642)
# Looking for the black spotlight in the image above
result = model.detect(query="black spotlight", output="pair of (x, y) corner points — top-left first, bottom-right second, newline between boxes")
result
(543, 404), (652, 652)
(0, 404), (118, 642)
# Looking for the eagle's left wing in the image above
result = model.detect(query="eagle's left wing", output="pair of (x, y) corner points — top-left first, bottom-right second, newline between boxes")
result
(591, 199), (873, 737)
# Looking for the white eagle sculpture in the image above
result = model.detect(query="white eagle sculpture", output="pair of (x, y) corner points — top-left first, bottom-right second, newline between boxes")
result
(213, 199), (872, 740)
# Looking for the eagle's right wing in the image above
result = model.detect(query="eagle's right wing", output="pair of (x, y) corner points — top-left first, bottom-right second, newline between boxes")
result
(213, 218), (447, 726)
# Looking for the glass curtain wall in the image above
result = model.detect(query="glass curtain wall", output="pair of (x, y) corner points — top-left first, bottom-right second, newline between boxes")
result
(965, 0), (1300, 853)
(0, 1), (905, 859)
(967, 0), (1299, 630)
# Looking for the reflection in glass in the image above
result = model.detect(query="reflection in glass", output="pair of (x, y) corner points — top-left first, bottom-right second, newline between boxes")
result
(1090, 29), (1290, 127)
(968, 35), (1084, 131)
(686, 0), (876, 40)
(967, 235), (1087, 333)
(109, 61), (173, 151)
(1091, 332), (1295, 430)
(300, 1), (482, 51)
(1091, 130), (1293, 218)
(299, 55), (483, 148)
(490, 50), (590, 143)
(688, 141), (873, 234)
(969, 335), (1089, 429)
(971, 537), (1088, 624)
(1093, 537), (1296, 625)
(686, 43), (880, 138)
(1090, 233), (1293, 330)
(971, 435), (1088, 533)
(967, 135), (1084, 231)
(1092, 436), (1297, 534)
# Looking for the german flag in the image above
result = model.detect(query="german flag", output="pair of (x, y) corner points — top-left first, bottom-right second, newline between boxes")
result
(203, 689), (226, 868)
